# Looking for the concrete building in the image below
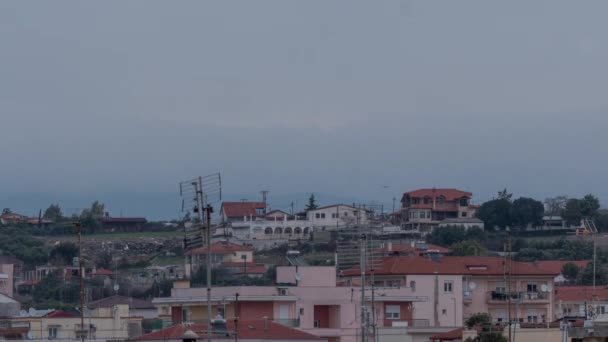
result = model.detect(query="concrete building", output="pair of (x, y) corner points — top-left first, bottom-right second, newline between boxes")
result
(229, 216), (312, 249)
(306, 204), (369, 231)
(400, 189), (478, 234)
(555, 286), (608, 320)
(0, 293), (20, 317)
(0, 263), (14, 298)
(220, 202), (267, 223)
(87, 295), (158, 319)
(15, 305), (142, 341)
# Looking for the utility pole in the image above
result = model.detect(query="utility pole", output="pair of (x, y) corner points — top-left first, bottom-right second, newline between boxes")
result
(205, 204), (213, 342)
(360, 232), (367, 342)
(75, 222), (85, 342)
(260, 190), (269, 214)
(505, 233), (512, 342)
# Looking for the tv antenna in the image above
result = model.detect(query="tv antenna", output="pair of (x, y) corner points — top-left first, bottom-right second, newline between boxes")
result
(179, 172), (222, 342)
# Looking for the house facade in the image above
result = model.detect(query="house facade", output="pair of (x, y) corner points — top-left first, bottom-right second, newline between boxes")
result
(306, 204), (369, 231)
(554, 286), (608, 320)
(220, 202), (267, 223)
(400, 189), (478, 233)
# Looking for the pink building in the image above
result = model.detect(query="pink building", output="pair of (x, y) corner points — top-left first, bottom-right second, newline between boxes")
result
(0, 263), (14, 298)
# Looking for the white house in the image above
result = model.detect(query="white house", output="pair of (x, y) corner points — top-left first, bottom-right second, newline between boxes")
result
(306, 204), (369, 230)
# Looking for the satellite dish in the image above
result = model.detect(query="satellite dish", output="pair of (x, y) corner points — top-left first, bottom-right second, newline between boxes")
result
(27, 331), (35, 339)
(295, 273), (302, 281)
(547, 285), (553, 292)
(541, 284), (549, 292)
(113, 284), (120, 292)
(468, 282), (477, 290)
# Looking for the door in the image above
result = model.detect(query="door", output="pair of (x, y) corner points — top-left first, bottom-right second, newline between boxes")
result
(279, 304), (289, 319)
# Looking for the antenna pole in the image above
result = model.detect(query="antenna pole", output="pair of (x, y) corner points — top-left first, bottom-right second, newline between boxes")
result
(360, 231), (367, 342)
(205, 203), (213, 342)
(76, 222), (85, 342)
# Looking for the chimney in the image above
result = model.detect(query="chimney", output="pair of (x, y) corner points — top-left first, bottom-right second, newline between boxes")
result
(387, 242), (393, 252)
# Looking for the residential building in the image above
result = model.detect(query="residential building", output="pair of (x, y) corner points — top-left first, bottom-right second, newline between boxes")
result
(306, 204), (369, 230)
(133, 320), (325, 342)
(343, 255), (558, 326)
(221, 202), (267, 223)
(87, 295), (158, 319)
(0, 212), (27, 225)
(554, 286), (608, 320)
(186, 241), (255, 267)
(17, 305), (143, 340)
(0, 263), (14, 297)
(153, 265), (455, 342)
(229, 216), (311, 249)
(380, 241), (452, 257)
(100, 216), (147, 232)
(0, 293), (20, 317)
(400, 189), (478, 233)
(533, 260), (589, 285)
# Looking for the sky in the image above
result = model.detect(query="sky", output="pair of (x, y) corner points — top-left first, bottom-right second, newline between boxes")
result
(1, 1), (608, 219)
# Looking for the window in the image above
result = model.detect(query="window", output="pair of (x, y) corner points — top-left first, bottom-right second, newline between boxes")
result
(299, 308), (304, 315)
(217, 307), (225, 318)
(374, 280), (385, 287)
(387, 280), (400, 288)
(424, 197), (431, 204)
(48, 327), (58, 339)
(410, 280), (416, 291)
(437, 196), (445, 204)
(527, 315), (538, 323)
(182, 308), (189, 322)
(527, 284), (538, 293)
(321, 213), (326, 219)
(331, 213), (337, 218)
(461, 212), (468, 217)
(460, 198), (469, 206)
(385, 305), (401, 320)
(315, 213), (320, 219)
(599, 306), (606, 315)
(442, 309), (447, 315)
(344, 212), (348, 217)
(444, 281), (453, 293)
(427, 211), (431, 219)
(314, 320), (321, 328)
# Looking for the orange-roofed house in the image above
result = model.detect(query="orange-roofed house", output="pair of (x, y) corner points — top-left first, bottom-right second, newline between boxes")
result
(221, 202), (267, 222)
(555, 286), (608, 320)
(400, 188), (479, 233)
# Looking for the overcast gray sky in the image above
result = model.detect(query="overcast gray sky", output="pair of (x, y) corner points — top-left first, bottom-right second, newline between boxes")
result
(1, 1), (607, 218)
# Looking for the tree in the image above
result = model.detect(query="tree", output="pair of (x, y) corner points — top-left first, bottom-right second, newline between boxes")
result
(466, 313), (492, 329)
(1, 208), (12, 215)
(509, 197), (544, 229)
(581, 262), (608, 286)
(581, 194), (600, 218)
(426, 226), (467, 246)
(49, 242), (79, 266)
(305, 194), (318, 211)
(561, 263), (580, 283)
(544, 196), (568, 216)
(476, 199), (511, 230)
(451, 240), (487, 256)
(563, 199), (583, 227)
(43, 204), (63, 221)
(497, 188), (513, 201)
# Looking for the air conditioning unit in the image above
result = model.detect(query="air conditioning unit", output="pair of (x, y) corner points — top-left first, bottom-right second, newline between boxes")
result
(392, 321), (408, 327)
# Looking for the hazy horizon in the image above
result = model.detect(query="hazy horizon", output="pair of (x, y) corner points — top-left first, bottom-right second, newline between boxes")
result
(2, 1), (608, 219)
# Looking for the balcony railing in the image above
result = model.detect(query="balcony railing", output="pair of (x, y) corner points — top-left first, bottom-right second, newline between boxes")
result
(463, 290), (473, 301)
(0, 320), (30, 330)
(274, 319), (300, 328)
(487, 291), (549, 303)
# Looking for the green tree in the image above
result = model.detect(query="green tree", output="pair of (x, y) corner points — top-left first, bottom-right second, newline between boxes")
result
(1, 208), (12, 215)
(544, 196), (568, 216)
(509, 197), (544, 229)
(581, 262), (608, 286)
(305, 194), (318, 211)
(561, 262), (580, 283)
(581, 194), (601, 218)
(451, 240), (488, 256)
(497, 188), (513, 201)
(49, 242), (79, 266)
(465, 313), (492, 329)
(426, 226), (467, 246)
(563, 199), (583, 226)
(43, 204), (63, 221)
(476, 199), (512, 230)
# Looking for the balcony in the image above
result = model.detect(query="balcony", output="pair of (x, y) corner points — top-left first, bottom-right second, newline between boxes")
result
(274, 319), (300, 328)
(463, 290), (473, 302)
(487, 291), (549, 304)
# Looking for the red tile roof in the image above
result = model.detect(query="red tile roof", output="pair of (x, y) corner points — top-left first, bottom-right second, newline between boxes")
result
(343, 255), (560, 277)
(555, 286), (608, 302)
(222, 262), (267, 274)
(403, 188), (472, 201)
(45, 310), (77, 318)
(186, 241), (254, 256)
(133, 321), (322, 340)
(430, 327), (464, 341)
(534, 260), (589, 275)
(221, 202), (266, 218)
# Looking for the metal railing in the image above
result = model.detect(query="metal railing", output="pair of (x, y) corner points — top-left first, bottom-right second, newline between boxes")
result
(274, 319), (300, 328)
(487, 291), (549, 302)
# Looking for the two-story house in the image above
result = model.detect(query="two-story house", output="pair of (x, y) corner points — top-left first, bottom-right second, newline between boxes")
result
(554, 286), (608, 320)
(220, 202), (267, 223)
(306, 204), (369, 231)
(400, 188), (478, 233)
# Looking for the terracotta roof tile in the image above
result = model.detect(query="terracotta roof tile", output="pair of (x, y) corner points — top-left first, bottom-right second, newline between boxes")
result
(431, 327), (464, 341)
(134, 321), (322, 340)
(534, 260), (589, 275)
(555, 286), (608, 302)
(45, 310), (77, 318)
(221, 202), (266, 218)
(403, 188), (472, 201)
